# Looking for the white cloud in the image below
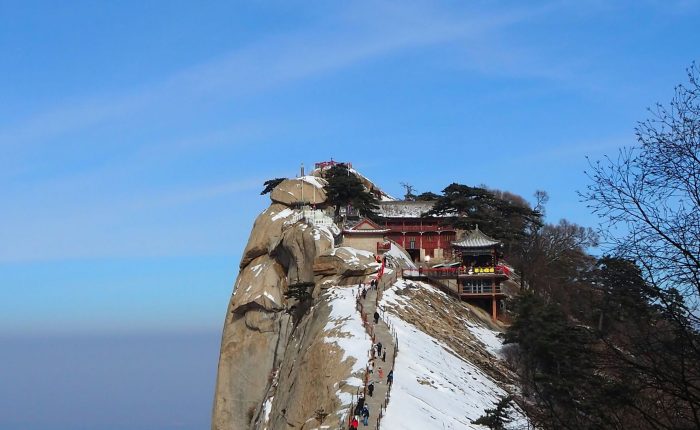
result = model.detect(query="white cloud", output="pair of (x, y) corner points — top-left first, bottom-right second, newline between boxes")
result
(0, 2), (558, 148)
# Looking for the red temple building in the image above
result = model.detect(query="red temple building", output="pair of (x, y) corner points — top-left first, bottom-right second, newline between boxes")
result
(378, 201), (456, 263)
(403, 227), (516, 321)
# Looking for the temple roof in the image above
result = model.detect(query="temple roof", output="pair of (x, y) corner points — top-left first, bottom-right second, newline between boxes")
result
(451, 226), (501, 249)
(378, 200), (437, 218)
(343, 218), (391, 234)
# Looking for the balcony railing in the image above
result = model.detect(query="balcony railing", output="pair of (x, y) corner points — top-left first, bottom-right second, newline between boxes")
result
(460, 285), (502, 295)
(402, 265), (512, 279)
(385, 224), (455, 232)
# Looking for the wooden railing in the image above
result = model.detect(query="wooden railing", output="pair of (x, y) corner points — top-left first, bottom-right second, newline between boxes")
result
(345, 270), (399, 429)
(402, 266), (512, 279)
(385, 224), (455, 232)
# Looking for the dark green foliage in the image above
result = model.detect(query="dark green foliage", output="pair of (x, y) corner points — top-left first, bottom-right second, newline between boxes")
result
(505, 291), (629, 429)
(285, 281), (315, 324)
(415, 191), (440, 201)
(261, 177), (286, 195)
(593, 257), (700, 430)
(507, 256), (700, 430)
(425, 183), (542, 248)
(472, 395), (514, 429)
(322, 163), (379, 220)
(595, 256), (653, 333)
(284, 281), (314, 302)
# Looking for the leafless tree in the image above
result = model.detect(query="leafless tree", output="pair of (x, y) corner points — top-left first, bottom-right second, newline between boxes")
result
(583, 62), (700, 305)
(400, 182), (416, 200)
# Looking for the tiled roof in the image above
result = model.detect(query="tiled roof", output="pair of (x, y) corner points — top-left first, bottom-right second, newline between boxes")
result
(344, 218), (390, 234)
(452, 227), (501, 249)
(378, 201), (437, 218)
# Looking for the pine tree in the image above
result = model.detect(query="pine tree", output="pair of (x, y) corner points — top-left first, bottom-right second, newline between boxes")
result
(472, 395), (514, 429)
(425, 183), (542, 250)
(322, 164), (379, 221)
(284, 281), (315, 324)
(415, 191), (440, 201)
(261, 177), (286, 195)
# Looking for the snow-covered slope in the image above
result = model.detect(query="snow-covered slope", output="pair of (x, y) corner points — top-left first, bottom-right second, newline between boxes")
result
(379, 279), (528, 429)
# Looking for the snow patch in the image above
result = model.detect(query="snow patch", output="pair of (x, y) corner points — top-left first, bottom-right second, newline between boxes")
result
(299, 175), (326, 189)
(271, 208), (295, 221)
(385, 242), (417, 270)
(323, 286), (373, 410)
(250, 263), (264, 278)
(379, 280), (527, 429)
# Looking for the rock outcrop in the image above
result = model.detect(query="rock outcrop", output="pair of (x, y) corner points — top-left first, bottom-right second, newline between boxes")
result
(212, 180), (380, 430)
(270, 176), (327, 206)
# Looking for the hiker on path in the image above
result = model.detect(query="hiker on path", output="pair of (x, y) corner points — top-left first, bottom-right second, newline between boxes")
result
(388, 369), (394, 386)
(361, 405), (370, 426)
(382, 350), (386, 362)
(378, 367), (384, 379)
(373, 311), (380, 324)
(355, 395), (365, 414)
(376, 342), (383, 356)
(350, 416), (359, 430)
(368, 381), (375, 397)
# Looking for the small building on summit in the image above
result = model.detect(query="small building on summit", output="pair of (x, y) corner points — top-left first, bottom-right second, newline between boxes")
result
(342, 218), (391, 255)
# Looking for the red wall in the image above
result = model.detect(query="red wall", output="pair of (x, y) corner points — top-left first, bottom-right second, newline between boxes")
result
(383, 218), (455, 258)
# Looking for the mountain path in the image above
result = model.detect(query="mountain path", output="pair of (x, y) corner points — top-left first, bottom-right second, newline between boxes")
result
(355, 285), (396, 430)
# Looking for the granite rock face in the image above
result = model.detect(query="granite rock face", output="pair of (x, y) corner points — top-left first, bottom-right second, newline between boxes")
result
(212, 180), (379, 430)
(269, 176), (327, 206)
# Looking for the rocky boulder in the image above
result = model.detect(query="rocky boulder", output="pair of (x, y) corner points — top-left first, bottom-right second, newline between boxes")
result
(314, 246), (381, 277)
(270, 176), (327, 206)
(230, 254), (287, 313)
(239, 203), (298, 269)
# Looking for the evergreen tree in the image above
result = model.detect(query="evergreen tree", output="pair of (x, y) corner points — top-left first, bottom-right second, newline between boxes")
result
(261, 177), (286, 195)
(322, 164), (379, 220)
(426, 183), (541, 243)
(472, 395), (514, 429)
(285, 281), (315, 324)
(504, 291), (626, 430)
(415, 191), (440, 201)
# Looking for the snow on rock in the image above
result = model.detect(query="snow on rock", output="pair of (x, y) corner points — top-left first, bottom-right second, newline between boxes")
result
(384, 240), (417, 270)
(261, 396), (274, 430)
(378, 200), (436, 218)
(323, 286), (372, 406)
(299, 175), (327, 189)
(328, 246), (377, 265)
(467, 322), (504, 358)
(271, 207), (295, 221)
(379, 279), (528, 429)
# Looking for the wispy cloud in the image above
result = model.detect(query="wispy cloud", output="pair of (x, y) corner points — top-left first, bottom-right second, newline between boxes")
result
(0, 1), (558, 148)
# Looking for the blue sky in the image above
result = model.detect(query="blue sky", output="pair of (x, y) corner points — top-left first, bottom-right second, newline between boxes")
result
(2, 0), (700, 335)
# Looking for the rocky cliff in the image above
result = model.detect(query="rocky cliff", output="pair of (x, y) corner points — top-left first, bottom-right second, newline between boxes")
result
(212, 176), (381, 430)
(212, 174), (525, 430)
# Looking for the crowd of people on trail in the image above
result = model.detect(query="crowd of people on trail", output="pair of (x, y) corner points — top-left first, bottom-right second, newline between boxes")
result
(349, 367), (396, 429)
(358, 278), (381, 300)
(349, 276), (397, 429)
